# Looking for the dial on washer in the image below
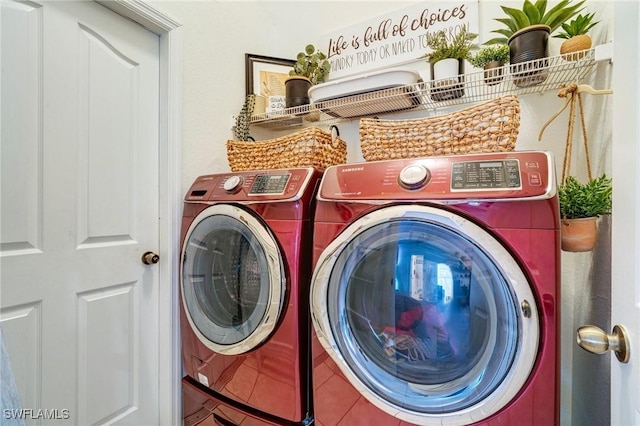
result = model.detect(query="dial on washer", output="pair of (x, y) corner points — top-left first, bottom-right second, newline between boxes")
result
(223, 175), (243, 193)
(398, 164), (431, 189)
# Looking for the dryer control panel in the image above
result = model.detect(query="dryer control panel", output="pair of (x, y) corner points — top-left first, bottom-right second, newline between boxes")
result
(450, 159), (521, 190)
(185, 167), (316, 202)
(319, 151), (554, 202)
(249, 173), (291, 195)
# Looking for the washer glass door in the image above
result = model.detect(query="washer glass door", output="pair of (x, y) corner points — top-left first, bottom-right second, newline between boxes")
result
(311, 205), (539, 424)
(182, 204), (284, 355)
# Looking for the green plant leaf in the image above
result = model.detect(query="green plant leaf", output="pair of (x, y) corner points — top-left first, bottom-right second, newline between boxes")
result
(553, 12), (598, 38)
(424, 27), (477, 61)
(523, 0), (542, 24)
(484, 36), (509, 45)
(559, 174), (612, 218)
(533, 0), (548, 16)
(547, 7), (584, 32)
(291, 44), (330, 84)
(469, 44), (510, 67)
(492, 28), (516, 38)
(541, 0), (571, 21)
(501, 5), (531, 29)
(584, 22), (598, 32)
(494, 17), (518, 33)
(542, 0), (585, 32)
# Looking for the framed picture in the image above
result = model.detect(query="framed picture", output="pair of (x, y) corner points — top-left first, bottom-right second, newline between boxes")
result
(245, 54), (295, 98)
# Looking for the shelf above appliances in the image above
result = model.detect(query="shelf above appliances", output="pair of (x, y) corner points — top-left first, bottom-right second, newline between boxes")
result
(248, 46), (611, 130)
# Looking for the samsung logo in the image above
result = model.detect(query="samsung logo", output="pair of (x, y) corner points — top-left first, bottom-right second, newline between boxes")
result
(341, 167), (365, 173)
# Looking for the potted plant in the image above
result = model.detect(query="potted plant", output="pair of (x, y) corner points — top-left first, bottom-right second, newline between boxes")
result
(233, 94), (255, 141)
(423, 26), (477, 101)
(554, 12), (599, 60)
(286, 44), (330, 108)
(486, 0), (585, 87)
(558, 174), (612, 252)
(468, 44), (510, 86)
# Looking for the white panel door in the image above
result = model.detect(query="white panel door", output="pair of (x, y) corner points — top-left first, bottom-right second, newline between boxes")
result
(1, 1), (161, 425)
(611, 1), (640, 424)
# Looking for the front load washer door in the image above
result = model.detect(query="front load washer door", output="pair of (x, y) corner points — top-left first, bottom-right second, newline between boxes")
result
(311, 204), (540, 425)
(181, 204), (285, 355)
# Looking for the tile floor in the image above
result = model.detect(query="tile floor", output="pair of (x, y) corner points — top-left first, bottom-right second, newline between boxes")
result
(197, 415), (215, 426)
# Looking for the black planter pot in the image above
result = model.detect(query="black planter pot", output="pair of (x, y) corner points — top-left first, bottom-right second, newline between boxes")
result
(285, 76), (312, 108)
(508, 24), (550, 88)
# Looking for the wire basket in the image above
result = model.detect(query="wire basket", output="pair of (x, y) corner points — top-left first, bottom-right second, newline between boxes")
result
(359, 94), (520, 161)
(226, 127), (347, 172)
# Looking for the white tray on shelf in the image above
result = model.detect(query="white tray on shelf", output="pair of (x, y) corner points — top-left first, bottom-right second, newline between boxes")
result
(309, 68), (422, 118)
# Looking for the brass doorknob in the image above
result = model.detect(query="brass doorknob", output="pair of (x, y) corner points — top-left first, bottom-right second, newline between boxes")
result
(577, 324), (630, 363)
(141, 251), (160, 265)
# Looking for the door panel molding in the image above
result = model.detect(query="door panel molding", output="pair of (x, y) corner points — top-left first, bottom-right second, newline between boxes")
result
(93, 2), (183, 424)
(0, 1), (43, 257)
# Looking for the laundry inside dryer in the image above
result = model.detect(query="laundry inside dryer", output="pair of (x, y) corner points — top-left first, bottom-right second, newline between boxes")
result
(326, 218), (518, 401)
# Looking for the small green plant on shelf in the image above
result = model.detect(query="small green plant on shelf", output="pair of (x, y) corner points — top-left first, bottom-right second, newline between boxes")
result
(554, 12), (599, 57)
(289, 44), (331, 85)
(423, 26), (478, 64)
(468, 44), (510, 68)
(485, 0), (586, 45)
(555, 12), (599, 39)
(558, 174), (612, 219)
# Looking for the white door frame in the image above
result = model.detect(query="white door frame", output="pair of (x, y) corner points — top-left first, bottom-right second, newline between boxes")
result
(611, 1), (639, 424)
(95, 1), (183, 424)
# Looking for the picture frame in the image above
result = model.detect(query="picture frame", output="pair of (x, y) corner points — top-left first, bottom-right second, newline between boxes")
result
(245, 54), (295, 97)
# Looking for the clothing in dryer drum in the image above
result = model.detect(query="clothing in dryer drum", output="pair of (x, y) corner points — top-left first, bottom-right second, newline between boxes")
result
(312, 205), (539, 419)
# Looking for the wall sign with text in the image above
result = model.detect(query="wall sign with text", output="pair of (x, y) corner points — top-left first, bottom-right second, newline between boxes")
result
(319, 1), (479, 80)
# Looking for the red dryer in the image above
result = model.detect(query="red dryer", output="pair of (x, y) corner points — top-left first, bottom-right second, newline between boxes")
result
(180, 168), (321, 425)
(309, 151), (560, 425)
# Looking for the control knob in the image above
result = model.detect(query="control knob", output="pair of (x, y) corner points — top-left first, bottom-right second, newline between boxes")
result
(223, 176), (243, 193)
(398, 164), (430, 189)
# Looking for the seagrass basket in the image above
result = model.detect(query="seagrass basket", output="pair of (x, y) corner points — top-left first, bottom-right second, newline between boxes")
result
(359, 95), (520, 161)
(227, 127), (347, 172)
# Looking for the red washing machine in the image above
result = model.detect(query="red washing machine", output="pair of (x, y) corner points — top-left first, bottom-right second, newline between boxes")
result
(309, 151), (560, 426)
(180, 167), (321, 426)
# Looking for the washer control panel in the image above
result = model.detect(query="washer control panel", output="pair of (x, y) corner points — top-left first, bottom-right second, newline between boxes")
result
(451, 159), (521, 190)
(319, 151), (553, 201)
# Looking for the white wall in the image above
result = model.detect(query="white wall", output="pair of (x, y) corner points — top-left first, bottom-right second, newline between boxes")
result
(150, 1), (614, 425)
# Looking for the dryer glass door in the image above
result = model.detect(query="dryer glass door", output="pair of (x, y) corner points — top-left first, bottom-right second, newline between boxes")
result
(311, 205), (539, 424)
(182, 205), (284, 355)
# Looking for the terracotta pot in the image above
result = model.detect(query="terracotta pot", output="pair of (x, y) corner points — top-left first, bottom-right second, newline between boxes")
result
(508, 24), (550, 88)
(285, 76), (311, 108)
(561, 217), (598, 252)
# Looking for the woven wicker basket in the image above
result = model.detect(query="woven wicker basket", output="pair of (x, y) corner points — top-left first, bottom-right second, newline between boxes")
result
(359, 95), (520, 161)
(227, 127), (347, 172)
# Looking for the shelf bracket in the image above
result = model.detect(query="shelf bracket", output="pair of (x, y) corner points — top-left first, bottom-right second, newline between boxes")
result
(594, 42), (613, 64)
